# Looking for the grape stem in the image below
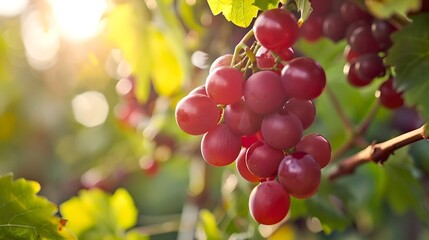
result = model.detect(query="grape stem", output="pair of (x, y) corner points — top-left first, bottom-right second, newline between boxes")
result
(329, 124), (428, 180)
(231, 29), (254, 67)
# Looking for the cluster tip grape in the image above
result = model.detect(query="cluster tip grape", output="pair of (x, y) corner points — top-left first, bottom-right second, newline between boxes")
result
(175, 7), (332, 225)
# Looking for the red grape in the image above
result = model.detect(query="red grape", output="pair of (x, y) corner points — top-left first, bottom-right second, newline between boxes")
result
(244, 70), (287, 114)
(201, 124), (242, 166)
(296, 134), (331, 168)
(249, 181), (290, 225)
(344, 62), (373, 87)
(224, 99), (263, 136)
(323, 13), (348, 42)
(246, 141), (285, 178)
(253, 9), (299, 50)
(278, 152), (321, 199)
(188, 85), (207, 96)
(340, 0), (372, 23)
(281, 98), (316, 129)
(206, 66), (244, 105)
(261, 112), (303, 150)
(300, 13), (323, 42)
(175, 94), (219, 135)
(281, 57), (326, 100)
(354, 53), (385, 81)
(348, 25), (381, 54)
(377, 78), (404, 109)
(209, 54), (234, 72)
(236, 148), (260, 182)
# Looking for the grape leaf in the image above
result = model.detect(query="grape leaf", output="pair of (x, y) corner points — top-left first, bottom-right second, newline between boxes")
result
(60, 188), (145, 239)
(0, 173), (75, 240)
(385, 13), (429, 120)
(207, 0), (259, 27)
(253, 0), (280, 10)
(365, 0), (420, 18)
(383, 148), (429, 221)
(296, 0), (313, 22)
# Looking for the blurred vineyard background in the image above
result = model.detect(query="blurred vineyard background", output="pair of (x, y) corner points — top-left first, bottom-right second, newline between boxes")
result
(1, 0), (429, 239)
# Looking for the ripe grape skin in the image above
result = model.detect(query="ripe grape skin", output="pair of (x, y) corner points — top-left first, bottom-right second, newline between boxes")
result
(236, 148), (260, 182)
(377, 78), (404, 109)
(241, 133), (261, 148)
(244, 70), (287, 114)
(281, 98), (316, 129)
(278, 152), (321, 199)
(248, 181), (290, 225)
(281, 57), (326, 100)
(188, 85), (207, 96)
(209, 54), (234, 72)
(206, 66), (244, 105)
(296, 134), (332, 168)
(255, 46), (277, 69)
(371, 20), (397, 50)
(323, 13), (348, 42)
(348, 26), (381, 54)
(224, 99), (263, 136)
(253, 9), (299, 50)
(300, 13), (323, 42)
(246, 141), (285, 178)
(354, 53), (385, 81)
(340, 0), (372, 23)
(175, 94), (219, 135)
(344, 62), (373, 87)
(201, 124), (242, 166)
(261, 111), (303, 150)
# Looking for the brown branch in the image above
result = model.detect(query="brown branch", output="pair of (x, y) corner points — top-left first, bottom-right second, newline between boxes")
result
(329, 124), (428, 181)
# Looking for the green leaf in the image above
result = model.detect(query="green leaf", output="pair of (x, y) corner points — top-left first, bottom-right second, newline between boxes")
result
(296, 0), (312, 22)
(385, 13), (429, 119)
(306, 196), (351, 234)
(383, 148), (429, 220)
(253, 0), (280, 10)
(0, 173), (75, 240)
(207, 0), (260, 27)
(365, 0), (420, 18)
(60, 188), (141, 239)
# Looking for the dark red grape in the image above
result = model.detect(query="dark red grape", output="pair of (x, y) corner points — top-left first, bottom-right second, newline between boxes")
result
(236, 148), (260, 182)
(377, 78), (404, 109)
(275, 47), (295, 62)
(300, 13), (323, 42)
(253, 9), (299, 50)
(344, 45), (359, 63)
(340, 0), (372, 23)
(278, 152), (321, 199)
(348, 25), (381, 54)
(371, 19), (397, 50)
(281, 57), (326, 100)
(175, 94), (219, 135)
(201, 124), (242, 166)
(344, 62), (373, 87)
(311, 0), (333, 15)
(323, 13), (348, 42)
(281, 98), (316, 129)
(255, 46), (276, 69)
(244, 70), (287, 114)
(354, 53), (386, 81)
(246, 141), (285, 178)
(206, 66), (244, 105)
(241, 133), (261, 148)
(224, 99), (263, 136)
(261, 111), (303, 150)
(249, 181), (290, 225)
(296, 134), (331, 168)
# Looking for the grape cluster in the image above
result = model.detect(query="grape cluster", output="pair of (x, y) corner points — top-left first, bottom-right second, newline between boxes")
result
(175, 8), (331, 225)
(300, 0), (404, 109)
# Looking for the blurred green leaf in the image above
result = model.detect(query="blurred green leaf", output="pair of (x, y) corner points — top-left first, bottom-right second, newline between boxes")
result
(60, 188), (143, 240)
(207, 0), (259, 27)
(0, 173), (75, 240)
(383, 148), (429, 221)
(365, 0), (420, 18)
(296, 0), (313, 22)
(306, 196), (351, 234)
(385, 13), (429, 119)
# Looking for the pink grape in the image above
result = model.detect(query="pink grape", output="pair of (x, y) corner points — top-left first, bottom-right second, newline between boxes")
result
(296, 134), (332, 168)
(206, 66), (244, 105)
(261, 111), (303, 150)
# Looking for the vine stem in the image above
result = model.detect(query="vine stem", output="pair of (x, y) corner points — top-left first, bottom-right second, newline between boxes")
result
(329, 124), (428, 180)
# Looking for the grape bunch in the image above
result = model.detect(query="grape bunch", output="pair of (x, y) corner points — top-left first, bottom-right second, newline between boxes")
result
(300, 0), (404, 109)
(175, 8), (331, 225)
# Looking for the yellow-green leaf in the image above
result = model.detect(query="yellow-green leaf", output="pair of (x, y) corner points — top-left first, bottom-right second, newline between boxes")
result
(198, 209), (222, 239)
(0, 173), (76, 240)
(110, 188), (138, 229)
(365, 0), (420, 18)
(207, 0), (259, 27)
(149, 27), (184, 97)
